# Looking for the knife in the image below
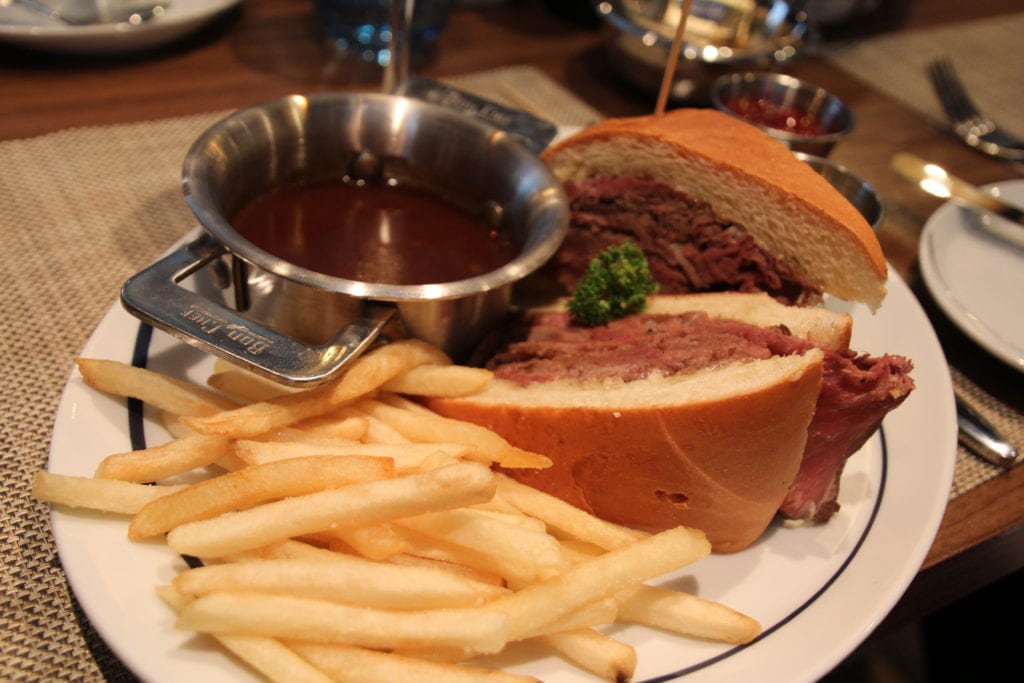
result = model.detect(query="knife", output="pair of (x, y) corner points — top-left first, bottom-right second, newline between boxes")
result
(956, 394), (1018, 469)
(891, 152), (1024, 230)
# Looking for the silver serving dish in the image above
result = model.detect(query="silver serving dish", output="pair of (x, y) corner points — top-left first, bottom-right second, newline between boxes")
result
(120, 93), (568, 386)
(595, 0), (815, 103)
(710, 71), (854, 157)
(794, 151), (885, 232)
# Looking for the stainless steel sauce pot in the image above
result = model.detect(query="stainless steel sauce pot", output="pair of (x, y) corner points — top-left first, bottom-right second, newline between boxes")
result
(121, 93), (569, 386)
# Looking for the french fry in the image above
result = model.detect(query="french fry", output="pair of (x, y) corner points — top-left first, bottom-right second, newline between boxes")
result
(345, 408), (415, 444)
(537, 629), (637, 683)
(95, 434), (233, 483)
(393, 527), (502, 577)
(31, 472), (185, 514)
(287, 641), (540, 683)
(155, 584), (193, 610)
(156, 585), (334, 683)
(76, 358), (239, 416)
(518, 597), (619, 639)
(558, 539), (606, 564)
(381, 364), (493, 397)
(232, 439), (354, 463)
(157, 410), (194, 440)
(222, 539), (348, 564)
(207, 369), (298, 403)
(229, 536), (407, 568)
(129, 455), (396, 540)
(176, 592), (509, 654)
(489, 526), (710, 641)
(379, 392), (436, 413)
(213, 452), (250, 473)
(258, 429), (361, 445)
(355, 399), (551, 469)
(388, 554), (507, 588)
(469, 494), (527, 517)
(291, 413), (369, 440)
(320, 523), (410, 560)
(232, 438), (468, 471)
(178, 384), (338, 441)
(166, 462), (497, 558)
(173, 557), (508, 609)
(617, 585), (762, 644)
(218, 635), (336, 683)
(181, 339), (450, 439)
(496, 474), (648, 551)
(465, 507), (548, 533)
(395, 508), (568, 584)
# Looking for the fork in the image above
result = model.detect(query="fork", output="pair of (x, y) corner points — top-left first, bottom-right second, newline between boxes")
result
(926, 56), (1024, 161)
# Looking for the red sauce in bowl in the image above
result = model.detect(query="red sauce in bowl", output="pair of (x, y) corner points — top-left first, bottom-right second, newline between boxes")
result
(724, 95), (826, 136)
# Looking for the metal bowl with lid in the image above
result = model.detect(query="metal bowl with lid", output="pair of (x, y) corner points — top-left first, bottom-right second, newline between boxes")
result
(121, 93), (569, 387)
(595, 0), (815, 104)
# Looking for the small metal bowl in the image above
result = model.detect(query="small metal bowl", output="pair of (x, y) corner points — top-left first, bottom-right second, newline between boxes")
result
(794, 151), (885, 231)
(595, 0), (814, 104)
(710, 71), (854, 157)
(121, 93), (569, 386)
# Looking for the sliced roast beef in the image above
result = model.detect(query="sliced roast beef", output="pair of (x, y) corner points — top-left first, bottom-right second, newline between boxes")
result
(780, 350), (915, 521)
(485, 311), (915, 523)
(490, 311), (794, 385)
(550, 176), (819, 306)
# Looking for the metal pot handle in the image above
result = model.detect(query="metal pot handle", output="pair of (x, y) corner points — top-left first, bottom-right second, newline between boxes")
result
(120, 234), (396, 387)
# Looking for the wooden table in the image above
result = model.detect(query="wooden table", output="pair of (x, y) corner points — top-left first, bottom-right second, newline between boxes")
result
(3, 0), (1021, 647)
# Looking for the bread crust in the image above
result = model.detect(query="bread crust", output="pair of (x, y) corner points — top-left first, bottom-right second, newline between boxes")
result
(543, 109), (887, 310)
(427, 350), (825, 554)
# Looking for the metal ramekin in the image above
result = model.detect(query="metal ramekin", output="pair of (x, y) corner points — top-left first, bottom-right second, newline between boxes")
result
(121, 93), (569, 386)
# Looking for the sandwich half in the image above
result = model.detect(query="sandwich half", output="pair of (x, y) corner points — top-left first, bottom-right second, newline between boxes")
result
(540, 108), (888, 310)
(426, 294), (913, 553)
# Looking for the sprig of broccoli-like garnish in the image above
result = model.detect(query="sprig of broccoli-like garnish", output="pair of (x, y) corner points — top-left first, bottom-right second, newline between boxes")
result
(567, 241), (659, 326)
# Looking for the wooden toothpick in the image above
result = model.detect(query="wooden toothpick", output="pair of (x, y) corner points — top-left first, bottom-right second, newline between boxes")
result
(655, 0), (694, 115)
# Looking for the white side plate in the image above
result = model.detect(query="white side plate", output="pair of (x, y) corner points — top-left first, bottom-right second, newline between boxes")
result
(919, 179), (1024, 373)
(0, 0), (241, 53)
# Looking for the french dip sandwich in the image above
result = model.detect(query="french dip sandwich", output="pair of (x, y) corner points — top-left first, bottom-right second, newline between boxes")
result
(425, 110), (914, 553)
(539, 108), (888, 311)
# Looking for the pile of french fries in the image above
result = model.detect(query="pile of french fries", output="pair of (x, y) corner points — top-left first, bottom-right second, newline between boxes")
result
(33, 338), (761, 683)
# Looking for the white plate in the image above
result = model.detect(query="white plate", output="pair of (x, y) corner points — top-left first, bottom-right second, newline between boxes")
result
(919, 179), (1024, 373)
(47, 268), (955, 683)
(0, 0), (241, 53)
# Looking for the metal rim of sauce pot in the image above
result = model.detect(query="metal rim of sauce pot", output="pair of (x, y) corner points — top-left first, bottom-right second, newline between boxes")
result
(121, 92), (569, 387)
(792, 150), (886, 232)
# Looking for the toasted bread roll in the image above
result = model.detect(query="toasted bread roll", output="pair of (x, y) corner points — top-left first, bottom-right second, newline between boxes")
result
(542, 109), (887, 310)
(426, 294), (850, 552)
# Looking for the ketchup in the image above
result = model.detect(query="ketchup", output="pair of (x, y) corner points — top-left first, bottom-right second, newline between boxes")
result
(724, 95), (826, 136)
(232, 180), (518, 285)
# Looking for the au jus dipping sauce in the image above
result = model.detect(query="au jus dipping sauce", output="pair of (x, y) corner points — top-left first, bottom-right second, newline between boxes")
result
(232, 179), (519, 285)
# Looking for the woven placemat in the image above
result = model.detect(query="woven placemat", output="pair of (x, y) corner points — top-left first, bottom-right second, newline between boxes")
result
(820, 12), (1024, 140)
(0, 64), (598, 683)
(0, 63), (1017, 682)
(818, 13), (1024, 490)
